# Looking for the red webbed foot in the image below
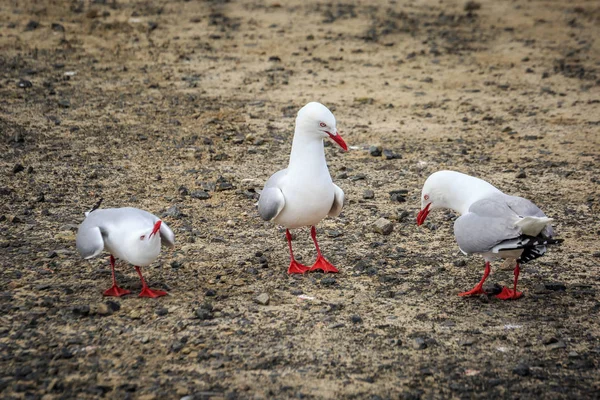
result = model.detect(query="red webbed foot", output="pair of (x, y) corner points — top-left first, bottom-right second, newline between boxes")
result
(495, 287), (523, 300)
(138, 287), (168, 298)
(288, 260), (310, 274)
(103, 285), (131, 297)
(309, 255), (339, 273)
(458, 286), (486, 297)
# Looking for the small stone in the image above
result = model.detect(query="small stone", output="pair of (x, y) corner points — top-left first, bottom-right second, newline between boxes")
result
(568, 351), (579, 358)
(72, 305), (90, 316)
(369, 145), (382, 156)
(195, 308), (212, 320)
(453, 259), (467, 267)
(17, 79), (32, 89)
(25, 20), (40, 31)
(413, 338), (427, 350)
(544, 282), (566, 291)
(321, 276), (336, 286)
(363, 190), (375, 199)
(155, 307), (168, 316)
(205, 289), (216, 297)
(464, 1), (481, 12)
(163, 205), (182, 218)
(513, 363), (530, 376)
(13, 164), (25, 174)
(178, 186), (189, 196)
(47, 250), (58, 258)
(215, 176), (234, 191)
(547, 340), (566, 350)
(459, 338), (476, 346)
(382, 149), (401, 160)
(372, 218), (393, 235)
(51, 23), (65, 32)
(254, 293), (270, 305)
(350, 315), (363, 324)
(106, 301), (120, 312)
(58, 98), (71, 108)
(515, 170), (527, 179)
(96, 303), (112, 316)
(191, 190), (210, 200)
(141, 336), (149, 344)
(389, 190), (408, 202)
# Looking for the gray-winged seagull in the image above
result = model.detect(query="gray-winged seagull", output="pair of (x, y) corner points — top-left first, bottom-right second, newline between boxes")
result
(258, 102), (347, 274)
(76, 199), (175, 297)
(417, 170), (562, 300)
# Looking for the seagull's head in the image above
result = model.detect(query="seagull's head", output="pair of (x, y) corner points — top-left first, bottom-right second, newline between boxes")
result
(127, 220), (163, 265)
(417, 172), (450, 226)
(296, 102), (348, 151)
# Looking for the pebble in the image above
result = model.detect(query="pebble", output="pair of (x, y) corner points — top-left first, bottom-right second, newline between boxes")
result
(58, 98), (71, 108)
(96, 303), (112, 316)
(363, 190), (375, 199)
(17, 79), (32, 89)
(13, 164), (25, 174)
(215, 176), (234, 191)
(191, 190), (210, 199)
(389, 190), (407, 202)
(513, 363), (530, 376)
(25, 20), (39, 31)
(205, 289), (216, 297)
(413, 338), (427, 350)
(544, 282), (566, 291)
(369, 145), (382, 156)
(372, 218), (393, 235)
(254, 293), (270, 305)
(155, 307), (168, 316)
(382, 149), (401, 160)
(547, 340), (566, 350)
(515, 170), (527, 179)
(163, 205), (183, 218)
(350, 315), (363, 324)
(321, 276), (336, 286)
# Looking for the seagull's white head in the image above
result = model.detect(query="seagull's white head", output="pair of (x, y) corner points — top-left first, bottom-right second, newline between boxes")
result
(124, 220), (163, 266)
(417, 172), (450, 226)
(295, 102), (348, 151)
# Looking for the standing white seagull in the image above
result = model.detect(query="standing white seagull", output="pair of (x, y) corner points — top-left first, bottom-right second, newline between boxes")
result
(258, 102), (348, 274)
(416, 170), (562, 300)
(76, 199), (175, 298)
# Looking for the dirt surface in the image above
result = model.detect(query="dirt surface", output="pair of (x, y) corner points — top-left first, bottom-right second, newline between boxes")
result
(1, 0), (599, 399)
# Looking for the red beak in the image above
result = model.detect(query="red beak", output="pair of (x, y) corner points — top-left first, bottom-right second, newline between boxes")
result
(150, 220), (162, 237)
(416, 203), (431, 226)
(326, 131), (348, 151)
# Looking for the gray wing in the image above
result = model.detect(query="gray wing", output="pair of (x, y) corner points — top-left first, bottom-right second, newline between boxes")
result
(453, 198), (521, 254)
(328, 183), (344, 217)
(258, 169), (287, 221)
(160, 221), (175, 247)
(503, 194), (553, 237)
(76, 224), (105, 259)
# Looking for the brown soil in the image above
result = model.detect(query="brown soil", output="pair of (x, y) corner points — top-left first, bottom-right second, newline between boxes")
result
(1, 0), (599, 399)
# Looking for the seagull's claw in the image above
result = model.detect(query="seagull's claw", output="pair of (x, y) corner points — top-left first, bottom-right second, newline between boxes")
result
(287, 260), (310, 274)
(103, 285), (131, 297)
(138, 287), (168, 298)
(309, 255), (339, 273)
(495, 287), (523, 300)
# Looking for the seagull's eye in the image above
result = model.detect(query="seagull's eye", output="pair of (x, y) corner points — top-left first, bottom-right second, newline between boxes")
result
(319, 122), (326, 127)
(424, 194), (430, 201)
(140, 235), (146, 240)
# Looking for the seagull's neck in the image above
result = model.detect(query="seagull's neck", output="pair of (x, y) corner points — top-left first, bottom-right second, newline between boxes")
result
(288, 129), (328, 175)
(440, 175), (502, 215)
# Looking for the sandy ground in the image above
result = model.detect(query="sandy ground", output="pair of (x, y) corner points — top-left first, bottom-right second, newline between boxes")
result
(1, 0), (599, 399)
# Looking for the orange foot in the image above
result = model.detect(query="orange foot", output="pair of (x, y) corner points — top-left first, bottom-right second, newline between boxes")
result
(103, 285), (131, 297)
(287, 260), (309, 274)
(138, 287), (168, 298)
(495, 287), (523, 300)
(309, 255), (339, 273)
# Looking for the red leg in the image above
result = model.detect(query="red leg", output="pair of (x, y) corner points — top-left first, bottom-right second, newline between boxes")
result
(496, 262), (523, 300)
(103, 255), (131, 297)
(135, 266), (167, 298)
(308, 226), (339, 273)
(286, 229), (309, 274)
(458, 261), (491, 297)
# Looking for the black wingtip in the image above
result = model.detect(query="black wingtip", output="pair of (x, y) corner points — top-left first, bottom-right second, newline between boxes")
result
(90, 198), (103, 213)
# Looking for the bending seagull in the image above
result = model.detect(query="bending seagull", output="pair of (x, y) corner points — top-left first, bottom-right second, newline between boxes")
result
(76, 200), (175, 298)
(258, 102), (347, 274)
(416, 170), (562, 300)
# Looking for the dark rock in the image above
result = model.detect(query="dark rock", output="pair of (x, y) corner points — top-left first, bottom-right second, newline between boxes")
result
(155, 307), (168, 316)
(547, 340), (567, 350)
(72, 305), (90, 316)
(351, 315), (363, 324)
(51, 23), (65, 32)
(464, 1), (481, 12)
(191, 190), (210, 200)
(105, 301), (120, 312)
(17, 79), (32, 89)
(389, 190), (407, 202)
(205, 289), (216, 297)
(513, 363), (530, 376)
(383, 149), (401, 160)
(413, 338), (427, 350)
(369, 145), (382, 157)
(58, 98), (71, 108)
(545, 282), (566, 291)
(363, 190), (375, 199)
(453, 259), (467, 267)
(215, 176), (234, 191)
(163, 205), (182, 218)
(12, 164), (25, 174)
(321, 276), (337, 286)
(515, 170), (527, 179)
(25, 20), (40, 31)
(178, 186), (189, 196)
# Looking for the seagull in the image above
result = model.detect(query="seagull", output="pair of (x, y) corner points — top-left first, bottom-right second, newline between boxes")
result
(416, 170), (562, 300)
(258, 102), (348, 274)
(76, 199), (175, 298)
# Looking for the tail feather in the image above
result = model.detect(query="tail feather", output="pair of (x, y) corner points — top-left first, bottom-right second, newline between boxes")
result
(515, 216), (553, 236)
(84, 198), (103, 217)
